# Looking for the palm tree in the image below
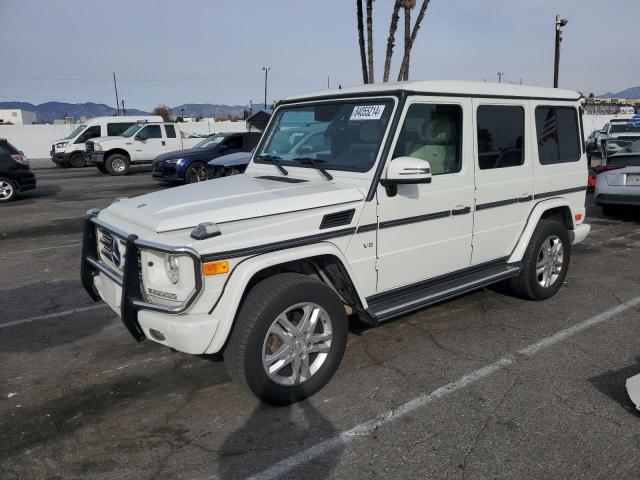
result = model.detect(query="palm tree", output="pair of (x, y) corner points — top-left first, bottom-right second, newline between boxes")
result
(383, 1), (402, 82)
(401, 0), (417, 81)
(397, 0), (432, 81)
(366, 0), (375, 83)
(356, 0), (369, 84)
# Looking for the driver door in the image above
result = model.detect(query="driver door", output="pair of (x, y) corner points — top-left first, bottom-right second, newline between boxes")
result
(134, 125), (165, 162)
(375, 97), (474, 292)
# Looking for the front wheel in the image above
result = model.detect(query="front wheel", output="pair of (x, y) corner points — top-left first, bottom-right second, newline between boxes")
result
(105, 154), (130, 175)
(225, 273), (348, 405)
(69, 152), (86, 168)
(509, 219), (571, 300)
(0, 177), (17, 203)
(185, 162), (209, 183)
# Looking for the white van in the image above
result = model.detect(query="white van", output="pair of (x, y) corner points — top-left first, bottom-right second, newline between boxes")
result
(81, 81), (590, 404)
(50, 115), (162, 168)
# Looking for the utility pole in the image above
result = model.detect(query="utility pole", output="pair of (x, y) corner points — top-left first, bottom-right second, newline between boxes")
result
(554, 16), (569, 88)
(327, 76), (330, 89)
(121, 99), (126, 116)
(497, 72), (504, 83)
(262, 67), (270, 111)
(113, 72), (120, 115)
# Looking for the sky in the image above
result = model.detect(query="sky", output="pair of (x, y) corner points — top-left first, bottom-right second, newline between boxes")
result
(1, 0), (638, 111)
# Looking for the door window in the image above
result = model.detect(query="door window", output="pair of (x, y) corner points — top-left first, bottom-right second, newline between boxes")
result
(75, 125), (101, 144)
(225, 135), (243, 149)
(476, 105), (525, 169)
(140, 125), (162, 139)
(107, 122), (135, 136)
(535, 107), (581, 164)
(165, 125), (177, 138)
(393, 103), (462, 175)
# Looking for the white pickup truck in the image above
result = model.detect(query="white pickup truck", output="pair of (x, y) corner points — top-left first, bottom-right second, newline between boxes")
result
(86, 122), (201, 175)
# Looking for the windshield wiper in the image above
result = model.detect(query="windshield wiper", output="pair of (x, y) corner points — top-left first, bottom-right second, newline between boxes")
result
(292, 158), (333, 181)
(256, 154), (288, 175)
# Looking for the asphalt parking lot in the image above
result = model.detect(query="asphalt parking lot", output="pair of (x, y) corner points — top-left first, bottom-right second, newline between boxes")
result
(1, 164), (640, 480)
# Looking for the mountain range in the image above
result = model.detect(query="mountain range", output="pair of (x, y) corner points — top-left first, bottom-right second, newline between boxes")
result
(598, 86), (640, 99)
(0, 101), (267, 123)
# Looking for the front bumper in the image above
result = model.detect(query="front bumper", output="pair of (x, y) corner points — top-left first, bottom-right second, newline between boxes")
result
(86, 152), (106, 166)
(81, 212), (207, 348)
(51, 150), (71, 165)
(152, 161), (182, 182)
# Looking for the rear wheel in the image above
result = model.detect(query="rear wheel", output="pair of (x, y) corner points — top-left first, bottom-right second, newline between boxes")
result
(105, 154), (130, 175)
(0, 177), (17, 203)
(509, 219), (570, 300)
(69, 152), (86, 168)
(185, 162), (209, 183)
(225, 273), (348, 405)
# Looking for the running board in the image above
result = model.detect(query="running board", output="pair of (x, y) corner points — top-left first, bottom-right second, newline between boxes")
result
(366, 263), (521, 322)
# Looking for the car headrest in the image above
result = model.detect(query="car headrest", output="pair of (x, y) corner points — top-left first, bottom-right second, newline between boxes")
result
(422, 117), (455, 145)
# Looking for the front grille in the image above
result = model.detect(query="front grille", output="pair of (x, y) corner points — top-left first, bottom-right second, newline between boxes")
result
(97, 228), (125, 274)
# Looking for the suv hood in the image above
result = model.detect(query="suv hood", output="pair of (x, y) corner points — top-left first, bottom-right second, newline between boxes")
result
(105, 174), (364, 233)
(155, 147), (213, 162)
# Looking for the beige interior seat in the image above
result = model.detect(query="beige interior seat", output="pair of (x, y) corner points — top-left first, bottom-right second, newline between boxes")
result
(409, 118), (457, 175)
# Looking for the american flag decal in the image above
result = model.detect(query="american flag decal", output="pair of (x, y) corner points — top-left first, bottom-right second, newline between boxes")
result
(539, 108), (558, 144)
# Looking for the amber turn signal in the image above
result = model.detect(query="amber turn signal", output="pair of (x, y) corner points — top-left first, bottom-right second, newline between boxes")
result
(202, 260), (229, 276)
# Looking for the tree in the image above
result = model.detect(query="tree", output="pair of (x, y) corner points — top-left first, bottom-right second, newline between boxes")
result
(356, 0), (369, 84)
(152, 105), (172, 122)
(383, 1), (402, 82)
(401, 0), (417, 81)
(366, 0), (375, 83)
(397, 0), (432, 81)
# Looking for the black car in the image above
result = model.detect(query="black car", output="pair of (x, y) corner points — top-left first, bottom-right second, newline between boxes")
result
(0, 139), (36, 203)
(152, 132), (261, 184)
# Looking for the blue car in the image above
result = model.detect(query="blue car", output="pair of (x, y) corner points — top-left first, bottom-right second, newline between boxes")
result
(152, 132), (260, 184)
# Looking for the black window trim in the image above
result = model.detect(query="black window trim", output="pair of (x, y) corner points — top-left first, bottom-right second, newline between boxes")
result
(475, 103), (527, 171)
(165, 124), (177, 138)
(535, 105), (582, 165)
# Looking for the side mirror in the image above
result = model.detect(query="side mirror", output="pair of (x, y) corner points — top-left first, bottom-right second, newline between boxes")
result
(381, 156), (432, 187)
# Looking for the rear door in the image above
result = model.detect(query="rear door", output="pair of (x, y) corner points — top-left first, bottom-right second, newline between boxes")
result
(471, 100), (534, 265)
(164, 125), (182, 151)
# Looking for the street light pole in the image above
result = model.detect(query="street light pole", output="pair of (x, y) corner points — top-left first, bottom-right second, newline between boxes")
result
(554, 15), (568, 88)
(497, 72), (504, 83)
(262, 67), (270, 111)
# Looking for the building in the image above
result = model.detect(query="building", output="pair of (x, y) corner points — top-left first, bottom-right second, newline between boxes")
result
(0, 109), (37, 125)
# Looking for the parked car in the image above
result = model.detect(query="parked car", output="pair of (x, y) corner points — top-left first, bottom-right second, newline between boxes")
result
(596, 119), (640, 157)
(50, 115), (162, 168)
(85, 122), (201, 175)
(207, 150), (253, 178)
(152, 132), (260, 184)
(81, 81), (590, 404)
(0, 138), (35, 203)
(595, 139), (640, 215)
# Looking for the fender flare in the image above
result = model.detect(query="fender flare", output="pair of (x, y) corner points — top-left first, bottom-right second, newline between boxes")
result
(508, 198), (573, 263)
(204, 242), (366, 354)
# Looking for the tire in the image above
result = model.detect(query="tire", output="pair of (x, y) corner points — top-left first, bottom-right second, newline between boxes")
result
(105, 154), (130, 176)
(69, 152), (86, 168)
(185, 162), (209, 183)
(225, 273), (348, 405)
(508, 219), (571, 301)
(0, 177), (17, 203)
(96, 164), (108, 174)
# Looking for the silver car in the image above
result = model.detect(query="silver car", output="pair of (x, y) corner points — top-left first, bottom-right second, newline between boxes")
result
(595, 139), (640, 215)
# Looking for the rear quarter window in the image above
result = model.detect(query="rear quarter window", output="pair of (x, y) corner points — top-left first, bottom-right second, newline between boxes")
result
(536, 106), (581, 164)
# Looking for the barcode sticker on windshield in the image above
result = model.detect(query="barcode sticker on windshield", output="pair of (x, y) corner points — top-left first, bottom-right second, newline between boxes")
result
(350, 105), (385, 120)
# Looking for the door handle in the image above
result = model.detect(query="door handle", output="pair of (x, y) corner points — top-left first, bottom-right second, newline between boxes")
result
(451, 206), (471, 215)
(162, 140), (166, 146)
(518, 194), (533, 202)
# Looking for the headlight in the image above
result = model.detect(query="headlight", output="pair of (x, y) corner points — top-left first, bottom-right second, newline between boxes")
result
(93, 143), (103, 151)
(166, 158), (183, 165)
(166, 255), (180, 284)
(56, 142), (68, 149)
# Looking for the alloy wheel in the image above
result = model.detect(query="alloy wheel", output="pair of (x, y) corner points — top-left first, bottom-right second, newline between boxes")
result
(262, 302), (333, 386)
(0, 180), (14, 200)
(536, 235), (564, 288)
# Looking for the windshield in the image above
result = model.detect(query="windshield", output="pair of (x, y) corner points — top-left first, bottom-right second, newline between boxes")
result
(610, 123), (640, 133)
(196, 135), (227, 149)
(121, 124), (143, 138)
(256, 99), (394, 172)
(64, 125), (86, 139)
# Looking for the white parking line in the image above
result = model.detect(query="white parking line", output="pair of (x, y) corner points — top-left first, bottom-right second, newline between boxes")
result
(0, 242), (81, 257)
(250, 295), (640, 480)
(0, 304), (109, 329)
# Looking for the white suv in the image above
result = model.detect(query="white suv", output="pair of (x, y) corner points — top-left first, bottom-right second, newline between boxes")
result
(81, 81), (590, 405)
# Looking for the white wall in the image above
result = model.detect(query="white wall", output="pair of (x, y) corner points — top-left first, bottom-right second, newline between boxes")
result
(0, 109), (37, 125)
(0, 120), (248, 158)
